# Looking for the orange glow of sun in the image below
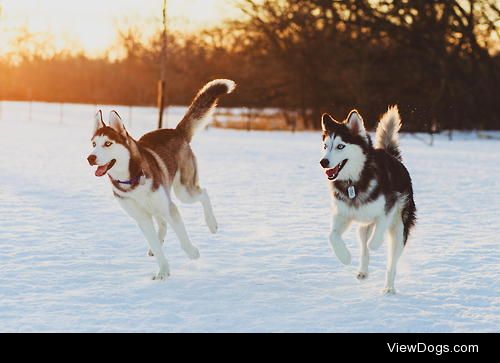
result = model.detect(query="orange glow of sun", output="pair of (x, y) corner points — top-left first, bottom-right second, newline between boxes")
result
(0, 0), (239, 57)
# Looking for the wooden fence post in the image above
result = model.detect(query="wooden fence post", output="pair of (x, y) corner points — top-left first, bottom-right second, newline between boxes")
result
(157, 0), (168, 129)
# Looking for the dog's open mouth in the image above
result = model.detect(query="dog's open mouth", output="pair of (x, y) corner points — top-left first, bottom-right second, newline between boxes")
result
(325, 159), (347, 181)
(95, 159), (116, 177)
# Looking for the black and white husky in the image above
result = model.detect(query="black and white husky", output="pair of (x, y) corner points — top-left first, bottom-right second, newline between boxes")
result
(87, 79), (235, 280)
(320, 106), (416, 294)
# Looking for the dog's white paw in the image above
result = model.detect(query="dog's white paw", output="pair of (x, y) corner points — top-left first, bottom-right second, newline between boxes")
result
(382, 287), (396, 295)
(147, 249), (154, 257)
(357, 272), (368, 280)
(206, 215), (218, 234)
(152, 269), (170, 281)
(329, 238), (352, 265)
(183, 244), (200, 260)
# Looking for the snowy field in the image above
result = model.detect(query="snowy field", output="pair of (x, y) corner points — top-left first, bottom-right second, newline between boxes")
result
(0, 101), (499, 332)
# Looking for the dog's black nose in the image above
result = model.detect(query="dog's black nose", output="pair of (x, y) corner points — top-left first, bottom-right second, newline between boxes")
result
(320, 159), (329, 168)
(87, 155), (97, 166)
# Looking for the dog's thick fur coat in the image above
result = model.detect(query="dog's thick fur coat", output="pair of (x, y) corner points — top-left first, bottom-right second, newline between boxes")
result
(88, 79), (235, 279)
(320, 106), (416, 294)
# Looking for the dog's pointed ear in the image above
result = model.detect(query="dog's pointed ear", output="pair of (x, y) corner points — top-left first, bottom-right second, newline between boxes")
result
(346, 110), (366, 137)
(93, 110), (105, 135)
(321, 113), (339, 132)
(109, 110), (127, 137)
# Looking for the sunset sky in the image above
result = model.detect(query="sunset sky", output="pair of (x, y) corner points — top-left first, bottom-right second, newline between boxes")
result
(0, 0), (240, 56)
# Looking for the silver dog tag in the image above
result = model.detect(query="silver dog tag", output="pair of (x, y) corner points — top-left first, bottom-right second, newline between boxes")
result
(348, 186), (356, 199)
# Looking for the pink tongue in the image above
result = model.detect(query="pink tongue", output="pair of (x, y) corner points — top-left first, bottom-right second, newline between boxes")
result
(95, 165), (108, 177)
(326, 165), (339, 178)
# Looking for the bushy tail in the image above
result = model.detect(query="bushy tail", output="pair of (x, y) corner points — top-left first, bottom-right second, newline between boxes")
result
(402, 194), (417, 245)
(375, 105), (402, 161)
(176, 79), (236, 142)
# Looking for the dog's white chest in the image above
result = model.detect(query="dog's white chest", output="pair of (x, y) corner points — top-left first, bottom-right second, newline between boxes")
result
(113, 180), (161, 214)
(334, 196), (386, 222)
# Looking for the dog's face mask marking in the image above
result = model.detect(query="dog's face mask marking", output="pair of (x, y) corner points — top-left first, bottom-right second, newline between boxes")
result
(320, 110), (368, 182)
(321, 133), (349, 181)
(87, 110), (131, 177)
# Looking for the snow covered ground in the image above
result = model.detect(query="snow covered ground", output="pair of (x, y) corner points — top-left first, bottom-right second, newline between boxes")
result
(0, 101), (498, 332)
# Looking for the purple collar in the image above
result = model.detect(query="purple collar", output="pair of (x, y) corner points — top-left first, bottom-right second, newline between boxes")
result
(108, 172), (143, 185)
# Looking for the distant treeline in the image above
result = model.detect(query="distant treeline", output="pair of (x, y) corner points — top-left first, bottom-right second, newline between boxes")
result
(1, 0), (499, 130)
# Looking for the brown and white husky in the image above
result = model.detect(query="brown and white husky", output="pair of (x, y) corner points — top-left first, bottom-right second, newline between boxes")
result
(87, 79), (235, 280)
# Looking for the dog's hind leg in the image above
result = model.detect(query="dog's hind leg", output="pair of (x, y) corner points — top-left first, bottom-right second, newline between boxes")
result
(383, 216), (405, 294)
(148, 216), (167, 257)
(357, 223), (374, 280)
(165, 201), (200, 260)
(329, 215), (352, 265)
(194, 187), (218, 234)
(175, 179), (218, 234)
(368, 208), (396, 251)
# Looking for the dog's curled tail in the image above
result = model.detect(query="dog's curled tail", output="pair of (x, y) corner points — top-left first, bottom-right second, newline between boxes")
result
(375, 105), (402, 161)
(176, 79), (236, 142)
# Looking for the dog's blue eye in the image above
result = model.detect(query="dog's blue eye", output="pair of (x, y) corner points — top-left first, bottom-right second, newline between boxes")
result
(337, 144), (345, 150)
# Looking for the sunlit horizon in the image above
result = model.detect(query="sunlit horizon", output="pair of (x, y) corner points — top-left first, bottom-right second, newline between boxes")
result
(0, 0), (240, 58)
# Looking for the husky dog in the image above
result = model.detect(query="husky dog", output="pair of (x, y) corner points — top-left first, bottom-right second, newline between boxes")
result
(87, 79), (235, 280)
(320, 106), (416, 294)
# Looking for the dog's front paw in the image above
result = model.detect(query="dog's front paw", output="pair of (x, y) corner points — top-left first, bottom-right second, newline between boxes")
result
(152, 269), (170, 281)
(147, 249), (154, 257)
(356, 272), (368, 280)
(183, 244), (200, 260)
(382, 287), (396, 295)
(329, 237), (352, 265)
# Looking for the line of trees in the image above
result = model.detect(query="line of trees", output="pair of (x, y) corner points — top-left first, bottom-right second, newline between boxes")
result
(0, 0), (499, 130)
